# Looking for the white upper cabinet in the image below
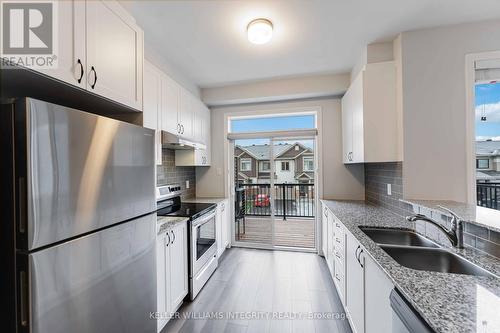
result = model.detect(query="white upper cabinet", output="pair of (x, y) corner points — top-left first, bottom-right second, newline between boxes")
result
(178, 90), (194, 139)
(32, 0), (144, 110)
(86, 0), (143, 110)
(342, 61), (399, 164)
(143, 61), (163, 165)
(38, 0), (86, 88)
(162, 76), (181, 135)
(143, 60), (211, 166)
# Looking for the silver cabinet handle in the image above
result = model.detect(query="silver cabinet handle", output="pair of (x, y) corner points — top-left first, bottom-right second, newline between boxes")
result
(171, 230), (175, 244)
(166, 232), (170, 246)
(181, 124), (184, 134)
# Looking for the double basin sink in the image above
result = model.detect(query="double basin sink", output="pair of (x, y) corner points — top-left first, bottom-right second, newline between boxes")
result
(359, 227), (495, 278)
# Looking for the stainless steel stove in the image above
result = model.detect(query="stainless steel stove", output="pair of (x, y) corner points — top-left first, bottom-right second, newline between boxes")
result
(156, 185), (218, 300)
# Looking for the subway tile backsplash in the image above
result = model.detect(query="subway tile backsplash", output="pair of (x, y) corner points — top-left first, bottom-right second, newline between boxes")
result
(365, 162), (500, 259)
(365, 162), (413, 217)
(157, 148), (196, 200)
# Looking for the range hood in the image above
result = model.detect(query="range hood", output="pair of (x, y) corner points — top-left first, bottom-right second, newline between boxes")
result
(161, 131), (206, 150)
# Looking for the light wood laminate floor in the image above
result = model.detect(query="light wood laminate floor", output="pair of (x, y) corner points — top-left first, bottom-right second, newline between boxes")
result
(161, 248), (352, 333)
(237, 217), (316, 248)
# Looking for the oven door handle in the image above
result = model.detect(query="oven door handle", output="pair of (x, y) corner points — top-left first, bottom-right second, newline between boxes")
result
(191, 210), (216, 227)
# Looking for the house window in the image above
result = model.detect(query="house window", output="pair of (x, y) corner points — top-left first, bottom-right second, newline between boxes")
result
(240, 158), (252, 171)
(260, 161), (271, 172)
(281, 161), (290, 171)
(476, 158), (490, 169)
(303, 157), (314, 171)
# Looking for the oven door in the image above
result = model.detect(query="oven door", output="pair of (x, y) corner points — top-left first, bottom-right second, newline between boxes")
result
(191, 209), (217, 276)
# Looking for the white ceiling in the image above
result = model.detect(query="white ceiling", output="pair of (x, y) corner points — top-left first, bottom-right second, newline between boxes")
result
(123, 0), (500, 88)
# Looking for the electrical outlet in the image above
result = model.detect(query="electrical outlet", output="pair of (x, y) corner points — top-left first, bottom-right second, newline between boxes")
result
(186, 180), (190, 189)
(387, 184), (392, 196)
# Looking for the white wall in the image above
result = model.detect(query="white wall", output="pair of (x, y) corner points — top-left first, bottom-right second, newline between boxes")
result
(275, 160), (296, 183)
(400, 19), (500, 202)
(195, 98), (365, 200)
(201, 73), (350, 107)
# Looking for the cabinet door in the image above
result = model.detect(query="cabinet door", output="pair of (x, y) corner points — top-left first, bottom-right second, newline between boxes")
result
(203, 105), (211, 164)
(364, 254), (393, 333)
(350, 73), (365, 163)
(341, 90), (353, 163)
(322, 205), (329, 256)
(169, 222), (188, 310)
(156, 234), (169, 332)
(179, 90), (193, 139)
(143, 62), (162, 165)
(192, 101), (204, 143)
(216, 203), (224, 256)
(346, 231), (365, 333)
(162, 76), (180, 134)
(327, 217), (335, 275)
(86, 0), (143, 110)
(220, 200), (229, 250)
(38, 0), (86, 87)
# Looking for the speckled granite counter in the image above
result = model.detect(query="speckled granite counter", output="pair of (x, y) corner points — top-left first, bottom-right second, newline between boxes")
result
(157, 216), (188, 233)
(183, 197), (228, 204)
(321, 200), (500, 333)
(401, 199), (500, 233)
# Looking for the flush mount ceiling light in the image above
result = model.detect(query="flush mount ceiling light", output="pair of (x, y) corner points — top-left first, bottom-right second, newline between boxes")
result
(247, 18), (273, 45)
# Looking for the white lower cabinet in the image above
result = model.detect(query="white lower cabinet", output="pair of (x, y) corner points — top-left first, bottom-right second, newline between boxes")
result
(157, 221), (188, 333)
(346, 231), (365, 333)
(322, 204), (329, 257)
(323, 205), (394, 333)
(364, 253), (394, 333)
(216, 199), (230, 257)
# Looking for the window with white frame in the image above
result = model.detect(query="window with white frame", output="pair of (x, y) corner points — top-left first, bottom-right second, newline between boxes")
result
(240, 158), (252, 171)
(303, 157), (314, 171)
(260, 161), (271, 172)
(281, 161), (290, 171)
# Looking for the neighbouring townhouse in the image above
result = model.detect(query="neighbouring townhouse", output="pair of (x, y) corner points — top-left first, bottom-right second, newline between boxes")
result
(235, 143), (314, 184)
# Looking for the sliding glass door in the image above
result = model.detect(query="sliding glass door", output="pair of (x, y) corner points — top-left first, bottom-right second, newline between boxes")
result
(234, 138), (274, 246)
(232, 136), (316, 250)
(272, 138), (316, 249)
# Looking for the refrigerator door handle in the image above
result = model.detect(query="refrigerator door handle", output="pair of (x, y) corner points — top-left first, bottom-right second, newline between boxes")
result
(19, 270), (28, 327)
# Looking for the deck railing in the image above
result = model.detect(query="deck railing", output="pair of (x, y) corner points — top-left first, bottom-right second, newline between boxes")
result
(238, 183), (315, 219)
(477, 182), (500, 210)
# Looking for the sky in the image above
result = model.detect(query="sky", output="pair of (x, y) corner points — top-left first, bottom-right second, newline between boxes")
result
(476, 82), (500, 141)
(231, 115), (315, 148)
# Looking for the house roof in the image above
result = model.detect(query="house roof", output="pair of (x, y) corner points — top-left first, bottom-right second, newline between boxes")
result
(476, 140), (500, 156)
(236, 143), (313, 160)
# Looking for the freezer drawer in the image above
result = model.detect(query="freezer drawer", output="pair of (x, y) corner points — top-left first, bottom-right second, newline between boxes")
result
(17, 213), (157, 333)
(15, 98), (156, 250)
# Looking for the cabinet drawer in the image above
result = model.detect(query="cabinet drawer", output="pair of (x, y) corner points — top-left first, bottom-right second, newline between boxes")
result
(334, 248), (344, 268)
(333, 269), (345, 300)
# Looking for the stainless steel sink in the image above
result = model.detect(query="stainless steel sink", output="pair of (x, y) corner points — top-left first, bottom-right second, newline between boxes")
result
(380, 245), (496, 278)
(359, 227), (440, 248)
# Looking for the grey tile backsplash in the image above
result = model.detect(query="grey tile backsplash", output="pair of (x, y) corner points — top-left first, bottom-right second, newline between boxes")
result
(364, 162), (500, 259)
(157, 149), (196, 200)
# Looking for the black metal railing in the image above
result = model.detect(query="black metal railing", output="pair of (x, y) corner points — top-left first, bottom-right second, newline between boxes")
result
(477, 182), (500, 210)
(239, 183), (315, 219)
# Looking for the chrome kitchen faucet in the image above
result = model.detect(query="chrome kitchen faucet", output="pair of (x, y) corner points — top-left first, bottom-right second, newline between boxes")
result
(406, 206), (464, 248)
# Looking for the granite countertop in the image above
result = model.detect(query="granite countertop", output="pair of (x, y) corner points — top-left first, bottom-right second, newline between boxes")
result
(157, 216), (189, 234)
(401, 199), (500, 233)
(183, 197), (228, 204)
(321, 199), (500, 333)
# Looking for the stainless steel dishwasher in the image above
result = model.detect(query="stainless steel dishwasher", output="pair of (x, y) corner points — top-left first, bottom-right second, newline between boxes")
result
(390, 289), (434, 333)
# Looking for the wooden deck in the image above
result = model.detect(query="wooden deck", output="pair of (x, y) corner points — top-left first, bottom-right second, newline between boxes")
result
(236, 216), (315, 248)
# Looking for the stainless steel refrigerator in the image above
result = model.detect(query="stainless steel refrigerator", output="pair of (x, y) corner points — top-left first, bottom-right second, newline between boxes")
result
(0, 98), (157, 333)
